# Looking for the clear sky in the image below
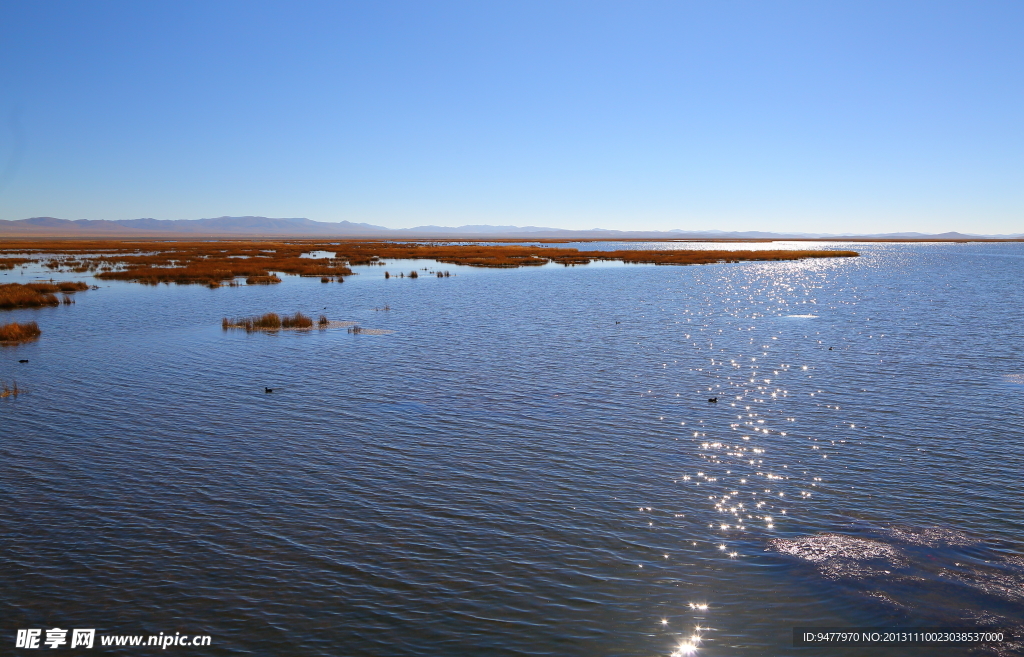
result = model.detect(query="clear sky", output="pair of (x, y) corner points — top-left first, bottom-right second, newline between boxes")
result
(1, 1), (1021, 234)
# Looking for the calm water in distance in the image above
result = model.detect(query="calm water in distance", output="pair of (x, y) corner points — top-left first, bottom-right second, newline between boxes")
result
(2, 242), (1023, 656)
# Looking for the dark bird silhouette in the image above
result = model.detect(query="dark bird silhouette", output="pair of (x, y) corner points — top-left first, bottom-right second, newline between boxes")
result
(828, 346), (833, 351)
(708, 397), (718, 403)
(265, 387), (273, 393)
(18, 359), (28, 363)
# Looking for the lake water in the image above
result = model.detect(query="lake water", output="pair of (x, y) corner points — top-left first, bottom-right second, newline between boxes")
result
(2, 242), (1023, 656)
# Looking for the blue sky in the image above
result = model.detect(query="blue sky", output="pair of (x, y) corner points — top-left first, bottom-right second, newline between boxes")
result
(1, 1), (1021, 233)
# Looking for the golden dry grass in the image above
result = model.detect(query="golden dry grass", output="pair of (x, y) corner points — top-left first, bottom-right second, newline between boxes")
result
(222, 312), (314, 332)
(0, 258), (33, 270)
(282, 312), (313, 329)
(0, 321), (40, 344)
(27, 281), (89, 293)
(0, 284), (58, 309)
(245, 275), (282, 285)
(0, 282), (88, 309)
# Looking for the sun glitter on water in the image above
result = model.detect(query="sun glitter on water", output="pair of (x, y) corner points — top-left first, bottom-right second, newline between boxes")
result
(671, 629), (704, 656)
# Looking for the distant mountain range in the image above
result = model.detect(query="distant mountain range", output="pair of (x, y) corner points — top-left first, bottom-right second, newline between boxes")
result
(0, 216), (1021, 240)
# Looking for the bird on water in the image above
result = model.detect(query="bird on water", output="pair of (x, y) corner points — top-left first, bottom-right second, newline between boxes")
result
(265, 387), (273, 393)
(708, 397), (718, 403)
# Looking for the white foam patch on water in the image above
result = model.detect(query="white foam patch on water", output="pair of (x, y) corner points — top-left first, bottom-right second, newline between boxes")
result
(769, 534), (905, 580)
(939, 570), (1024, 603)
(772, 527), (1024, 639)
(784, 314), (818, 318)
(347, 327), (394, 335)
(886, 525), (976, 547)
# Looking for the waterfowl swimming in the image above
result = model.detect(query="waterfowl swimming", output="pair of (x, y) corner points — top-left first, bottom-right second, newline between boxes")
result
(265, 387), (273, 393)
(708, 397), (718, 403)
(19, 359), (29, 363)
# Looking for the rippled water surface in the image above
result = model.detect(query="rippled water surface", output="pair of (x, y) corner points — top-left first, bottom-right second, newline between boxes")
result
(2, 242), (1023, 656)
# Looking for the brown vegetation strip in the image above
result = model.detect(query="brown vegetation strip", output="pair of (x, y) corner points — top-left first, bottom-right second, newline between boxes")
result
(245, 275), (282, 285)
(222, 312), (316, 333)
(0, 321), (41, 344)
(0, 282), (89, 309)
(0, 258), (33, 270)
(0, 240), (858, 284)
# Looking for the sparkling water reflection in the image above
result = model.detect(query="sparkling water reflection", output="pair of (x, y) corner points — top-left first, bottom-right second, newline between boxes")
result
(1, 242), (1022, 655)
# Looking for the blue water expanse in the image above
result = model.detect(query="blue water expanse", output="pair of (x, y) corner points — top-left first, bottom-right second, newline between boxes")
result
(2, 242), (1022, 656)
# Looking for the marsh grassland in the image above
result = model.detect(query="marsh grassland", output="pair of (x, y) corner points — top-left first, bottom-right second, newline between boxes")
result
(0, 239), (858, 289)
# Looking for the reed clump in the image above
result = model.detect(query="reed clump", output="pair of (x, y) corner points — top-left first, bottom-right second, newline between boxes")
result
(0, 321), (41, 344)
(0, 284), (58, 309)
(34, 281), (89, 293)
(0, 282), (88, 309)
(222, 311), (314, 332)
(246, 275), (282, 285)
(282, 312), (313, 329)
